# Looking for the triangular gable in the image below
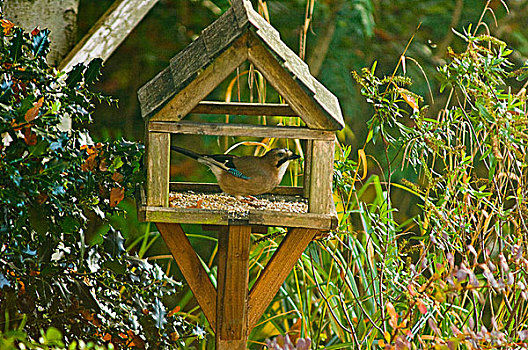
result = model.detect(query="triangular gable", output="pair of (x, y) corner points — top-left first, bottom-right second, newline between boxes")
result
(138, 0), (344, 131)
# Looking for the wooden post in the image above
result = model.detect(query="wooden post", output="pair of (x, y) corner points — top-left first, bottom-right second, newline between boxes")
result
(146, 131), (170, 207)
(309, 140), (335, 214)
(216, 225), (251, 349)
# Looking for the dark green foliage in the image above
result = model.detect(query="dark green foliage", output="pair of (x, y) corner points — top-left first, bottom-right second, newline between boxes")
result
(0, 21), (192, 348)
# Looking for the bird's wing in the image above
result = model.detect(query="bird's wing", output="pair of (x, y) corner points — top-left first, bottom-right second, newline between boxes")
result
(202, 154), (251, 180)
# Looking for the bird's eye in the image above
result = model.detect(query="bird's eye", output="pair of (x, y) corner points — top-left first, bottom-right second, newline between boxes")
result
(277, 152), (285, 157)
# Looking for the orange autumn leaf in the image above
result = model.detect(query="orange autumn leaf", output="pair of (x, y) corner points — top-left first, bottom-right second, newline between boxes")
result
(1, 19), (14, 35)
(386, 301), (398, 329)
(168, 305), (181, 317)
(99, 158), (109, 171)
(25, 97), (44, 122)
(416, 299), (427, 315)
(82, 154), (97, 171)
(23, 127), (37, 146)
(112, 172), (124, 183)
(110, 187), (125, 207)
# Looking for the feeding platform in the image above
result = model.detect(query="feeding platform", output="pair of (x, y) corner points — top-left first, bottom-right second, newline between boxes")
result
(136, 0), (344, 348)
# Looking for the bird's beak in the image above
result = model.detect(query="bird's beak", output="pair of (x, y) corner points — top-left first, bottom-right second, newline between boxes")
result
(288, 153), (301, 160)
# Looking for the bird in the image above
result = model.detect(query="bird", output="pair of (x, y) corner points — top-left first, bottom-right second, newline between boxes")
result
(170, 145), (300, 199)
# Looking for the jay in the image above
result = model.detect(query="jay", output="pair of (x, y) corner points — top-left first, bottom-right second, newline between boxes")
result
(171, 146), (300, 199)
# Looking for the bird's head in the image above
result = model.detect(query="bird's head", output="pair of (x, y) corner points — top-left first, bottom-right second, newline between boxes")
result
(263, 148), (301, 168)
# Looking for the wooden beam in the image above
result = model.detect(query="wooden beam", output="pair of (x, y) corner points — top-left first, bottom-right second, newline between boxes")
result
(151, 34), (249, 122)
(149, 121), (335, 140)
(216, 225), (251, 349)
(146, 132), (170, 207)
(247, 228), (318, 331)
(156, 223), (217, 330)
(309, 140), (335, 214)
(247, 33), (334, 130)
(190, 101), (298, 116)
(169, 182), (304, 196)
(59, 0), (159, 71)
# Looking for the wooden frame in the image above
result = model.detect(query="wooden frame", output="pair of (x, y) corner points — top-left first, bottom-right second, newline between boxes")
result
(156, 223), (318, 349)
(137, 1), (345, 347)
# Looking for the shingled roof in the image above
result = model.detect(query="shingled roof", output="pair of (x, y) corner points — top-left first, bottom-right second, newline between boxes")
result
(138, 0), (344, 131)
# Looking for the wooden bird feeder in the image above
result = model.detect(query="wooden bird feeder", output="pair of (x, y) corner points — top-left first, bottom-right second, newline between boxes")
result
(136, 0), (344, 348)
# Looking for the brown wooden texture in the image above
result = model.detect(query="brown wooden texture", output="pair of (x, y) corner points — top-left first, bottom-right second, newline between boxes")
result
(59, 0), (159, 71)
(303, 139), (313, 198)
(149, 121), (335, 140)
(146, 132), (170, 207)
(139, 205), (337, 230)
(191, 101), (297, 116)
(242, 0), (344, 129)
(309, 140), (335, 214)
(247, 228), (318, 331)
(156, 223), (217, 329)
(216, 225), (251, 349)
(169, 182), (304, 196)
(247, 34), (333, 130)
(150, 35), (248, 122)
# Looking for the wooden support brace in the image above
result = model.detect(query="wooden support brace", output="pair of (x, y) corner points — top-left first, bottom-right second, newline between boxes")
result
(247, 228), (318, 331)
(156, 223), (217, 330)
(216, 225), (251, 350)
(146, 132), (170, 207)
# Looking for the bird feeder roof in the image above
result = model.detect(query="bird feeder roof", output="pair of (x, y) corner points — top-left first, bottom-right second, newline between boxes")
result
(138, 0), (344, 131)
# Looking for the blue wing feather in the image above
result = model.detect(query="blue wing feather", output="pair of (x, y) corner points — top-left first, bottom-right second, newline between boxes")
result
(228, 168), (250, 180)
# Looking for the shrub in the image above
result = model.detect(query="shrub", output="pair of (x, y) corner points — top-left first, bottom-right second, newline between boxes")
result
(0, 20), (193, 348)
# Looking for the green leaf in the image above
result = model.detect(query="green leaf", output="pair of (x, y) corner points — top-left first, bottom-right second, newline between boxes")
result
(10, 28), (24, 61)
(65, 63), (85, 88)
(152, 298), (167, 330)
(102, 259), (126, 275)
(31, 29), (50, 57)
(84, 58), (103, 85)
(45, 327), (63, 343)
(103, 227), (126, 258)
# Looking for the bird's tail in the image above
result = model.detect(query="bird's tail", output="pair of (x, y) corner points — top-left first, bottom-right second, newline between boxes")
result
(170, 145), (202, 160)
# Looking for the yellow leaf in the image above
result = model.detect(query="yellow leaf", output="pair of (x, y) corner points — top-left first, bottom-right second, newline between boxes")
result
(358, 148), (367, 180)
(384, 330), (391, 342)
(397, 87), (419, 113)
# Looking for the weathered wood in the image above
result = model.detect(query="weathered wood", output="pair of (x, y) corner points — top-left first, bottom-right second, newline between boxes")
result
(156, 223), (217, 330)
(247, 228), (318, 331)
(149, 121), (335, 140)
(142, 206), (229, 225)
(150, 34), (248, 121)
(243, 1), (344, 130)
(247, 33), (336, 131)
(201, 8), (241, 59)
(169, 182), (304, 196)
(303, 139), (313, 198)
(139, 205), (336, 230)
(59, 0), (159, 72)
(146, 132), (170, 207)
(216, 225), (251, 349)
(309, 140), (335, 214)
(248, 210), (336, 230)
(191, 101), (297, 116)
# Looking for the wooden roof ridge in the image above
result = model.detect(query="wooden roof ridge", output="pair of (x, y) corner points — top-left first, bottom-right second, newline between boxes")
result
(138, 0), (344, 130)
